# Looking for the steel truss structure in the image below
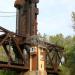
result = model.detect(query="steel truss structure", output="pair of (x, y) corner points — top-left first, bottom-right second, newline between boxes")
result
(0, 0), (64, 75)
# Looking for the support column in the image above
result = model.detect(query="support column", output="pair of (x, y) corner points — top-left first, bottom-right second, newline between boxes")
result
(19, 45), (47, 75)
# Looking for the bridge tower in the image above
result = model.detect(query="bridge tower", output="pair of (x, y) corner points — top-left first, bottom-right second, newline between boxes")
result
(14, 0), (39, 36)
(14, 0), (47, 75)
(26, 45), (47, 75)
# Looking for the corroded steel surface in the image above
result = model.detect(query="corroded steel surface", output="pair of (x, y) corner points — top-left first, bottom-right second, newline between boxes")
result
(0, 26), (30, 70)
(0, 26), (64, 74)
(0, 61), (28, 71)
(15, 0), (39, 36)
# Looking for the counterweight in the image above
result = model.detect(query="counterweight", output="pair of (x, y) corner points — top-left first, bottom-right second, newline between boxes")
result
(15, 0), (39, 36)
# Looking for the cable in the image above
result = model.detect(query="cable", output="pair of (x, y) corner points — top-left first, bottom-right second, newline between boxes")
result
(0, 15), (16, 17)
(0, 11), (16, 13)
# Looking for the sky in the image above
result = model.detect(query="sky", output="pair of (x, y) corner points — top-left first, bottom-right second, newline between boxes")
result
(0, 0), (75, 36)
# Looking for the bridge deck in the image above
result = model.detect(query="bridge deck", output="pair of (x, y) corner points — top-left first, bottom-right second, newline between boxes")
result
(0, 61), (29, 71)
(46, 67), (61, 74)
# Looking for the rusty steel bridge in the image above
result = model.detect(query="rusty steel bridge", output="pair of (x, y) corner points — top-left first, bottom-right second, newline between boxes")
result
(0, 0), (64, 75)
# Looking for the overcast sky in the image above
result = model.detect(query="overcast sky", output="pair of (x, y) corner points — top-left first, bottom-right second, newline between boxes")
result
(0, 0), (75, 36)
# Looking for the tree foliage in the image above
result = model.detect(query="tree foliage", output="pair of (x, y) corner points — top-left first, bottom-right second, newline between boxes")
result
(42, 34), (75, 75)
(36, 33), (74, 75)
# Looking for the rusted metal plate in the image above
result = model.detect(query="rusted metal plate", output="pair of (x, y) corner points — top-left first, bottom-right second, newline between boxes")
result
(0, 61), (29, 71)
(14, 0), (25, 8)
(30, 0), (39, 3)
(15, 0), (39, 36)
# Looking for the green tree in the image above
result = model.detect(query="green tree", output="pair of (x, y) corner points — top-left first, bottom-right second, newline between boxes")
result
(48, 34), (75, 75)
(49, 34), (64, 46)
